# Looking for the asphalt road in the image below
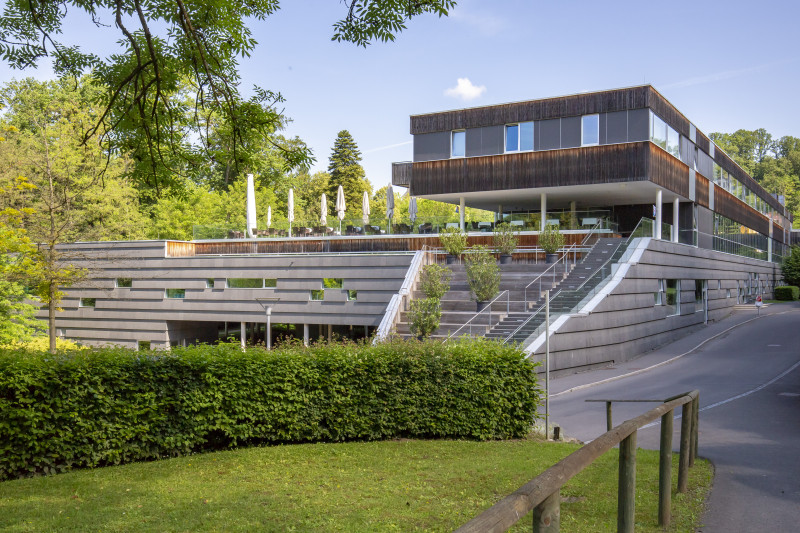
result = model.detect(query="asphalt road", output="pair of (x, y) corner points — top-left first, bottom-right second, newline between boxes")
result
(545, 303), (800, 532)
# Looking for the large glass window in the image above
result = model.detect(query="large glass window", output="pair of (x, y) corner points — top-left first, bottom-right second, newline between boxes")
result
(667, 127), (680, 158)
(505, 122), (533, 152)
(651, 112), (667, 150)
(665, 279), (680, 316)
(451, 130), (465, 157)
(581, 114), (599, 146)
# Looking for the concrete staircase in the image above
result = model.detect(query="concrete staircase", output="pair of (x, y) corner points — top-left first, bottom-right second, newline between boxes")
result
(395, 262), (568, 339)
(486, 238), (625, 343)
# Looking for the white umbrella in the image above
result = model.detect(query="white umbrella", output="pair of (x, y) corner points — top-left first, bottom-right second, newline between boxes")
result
(320, 193), (328, 226)
(245, 173), (257, 238)
(287, 189), (294, 237)
(336, 185), (346, 234)
(362, 191), (370, 225)
(409, 196), (418, 223)
(267, 205), (272, 228)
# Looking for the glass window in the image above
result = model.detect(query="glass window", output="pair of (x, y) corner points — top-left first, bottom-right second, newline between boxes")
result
(695, 280), (703, 308)
(650, 112), (667, 149)
(713, 163), (722, 185)
(505, 122), (534, 152)
(347, 290), (358, 301)
(451, 130), (465, 157)
(665, 279), (680, 316)
(165, 288), (185, 299)
(582, 114), (599, 146)
(667, 126), (680, 158)
(79, 298), (96, 308)
(116, 278), (132, 288)
(227, 278), (264, 288)
(206, 279), (215, 288)
(323, 278), (343, 289)
(264, 278), (277, 288)
(310, 289), (324, 301)
(505, 124), (519, 152)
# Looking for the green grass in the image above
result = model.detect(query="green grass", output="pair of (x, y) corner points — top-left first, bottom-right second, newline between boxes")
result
(0, 439), (712, 532)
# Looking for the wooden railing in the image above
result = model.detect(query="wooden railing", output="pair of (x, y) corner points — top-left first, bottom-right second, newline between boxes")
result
(455, 390), (700, 533)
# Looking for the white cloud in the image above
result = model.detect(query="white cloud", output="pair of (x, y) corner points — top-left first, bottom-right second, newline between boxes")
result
(444, 78), (486, 101)
(449, 8), (506, 36)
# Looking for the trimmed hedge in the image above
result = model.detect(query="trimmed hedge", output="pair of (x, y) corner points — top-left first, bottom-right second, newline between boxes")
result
(0, 339), (540, 480)
(774, 285), (799, 301)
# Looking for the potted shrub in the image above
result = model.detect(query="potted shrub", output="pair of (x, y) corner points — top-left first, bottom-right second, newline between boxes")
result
(465, 245), (500, 311)
(419, 263), (452, 300)
(539, 224), (565, 263)
(408, 298), (442, 339)
(493, 222), (519, 264)
(439, 227), (468, 264)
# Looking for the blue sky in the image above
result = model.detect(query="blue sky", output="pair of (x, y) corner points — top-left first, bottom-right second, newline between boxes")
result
(3, 0), (798, 192)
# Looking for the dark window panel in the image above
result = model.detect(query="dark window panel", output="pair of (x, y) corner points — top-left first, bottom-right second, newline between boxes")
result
(606, 110), (628, 144)
(413, 131), (451, 162)
(561, 116), (581, 148)
(627, 108), (650, 141)
(538, 119), (561, 150)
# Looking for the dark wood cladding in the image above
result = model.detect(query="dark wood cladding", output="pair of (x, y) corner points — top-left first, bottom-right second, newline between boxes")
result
(411, 86), (691, 137)
(695, 174), (709, 208)
(714, 186), (769, 236)
(411, 143), (651, 196)
(695, 130), (710, 154)
(713, 149), (784, 213)
(391, 162), (412, 187)
(649, 144), (690, 198)
(168, 234), (590, 257)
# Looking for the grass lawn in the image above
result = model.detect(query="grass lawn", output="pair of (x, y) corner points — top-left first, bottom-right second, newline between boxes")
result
(0, 439), (712, 532)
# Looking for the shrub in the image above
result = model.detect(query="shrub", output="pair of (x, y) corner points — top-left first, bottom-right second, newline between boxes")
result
(774, 286), (799, 301)
(419, 263), (452, 300)
(493, 222), (519, 255)
(538, 224), (565, 254)
(408, 297), (442, 338)
(0, 339), (540, 480)
(465, 245), (500, 302)
(781, 245), (800, 287)
(439, 227), (468, 257)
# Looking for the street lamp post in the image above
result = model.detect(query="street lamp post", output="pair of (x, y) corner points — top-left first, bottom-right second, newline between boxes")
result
(255, 298), (280, 349)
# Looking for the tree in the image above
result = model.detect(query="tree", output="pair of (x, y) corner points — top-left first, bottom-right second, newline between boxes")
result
(295, 171), (331, 224)
(327, 130), (372, 213)
(0, 1), (455, 197)
(781, 246), (800, 287)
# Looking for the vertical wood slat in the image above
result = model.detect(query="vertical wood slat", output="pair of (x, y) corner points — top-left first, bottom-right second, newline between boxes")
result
(677, 401), (693, 493)
(695, 174), (710, 208)
(658, 411), (674, 527)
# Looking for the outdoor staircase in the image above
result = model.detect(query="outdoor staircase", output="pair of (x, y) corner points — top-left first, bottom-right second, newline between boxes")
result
(486, 238), (625, 344)
(395, 262), (569, 339)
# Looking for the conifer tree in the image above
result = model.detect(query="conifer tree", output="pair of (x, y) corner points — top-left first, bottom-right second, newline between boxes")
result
(327, 130), (372, 214)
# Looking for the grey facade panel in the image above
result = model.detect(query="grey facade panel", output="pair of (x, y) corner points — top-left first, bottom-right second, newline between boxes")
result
(413, 131), (450, 162)
(605, 111), (628, 144)
(696, 149), (714, 179)
(697, 206), (713, 249)
(538, 119), (561, 150)
(560, 116), (581, 148)
(627, 108), (650, 141)
(465, 126), (503, 157)
(598, 113), (607, 145)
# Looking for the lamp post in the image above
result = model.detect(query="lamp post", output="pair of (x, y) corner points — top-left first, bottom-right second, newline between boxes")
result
(255, 297), (280, 349)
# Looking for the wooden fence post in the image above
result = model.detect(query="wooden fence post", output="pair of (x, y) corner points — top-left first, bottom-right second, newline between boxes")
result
(533, 489), (560, 532)
(691, 394), (699, 464)
(658, 410), (674, 526)
(617, 431), (637, 533)
(606, 401), (613, 431)
(677, 401), (692, 493)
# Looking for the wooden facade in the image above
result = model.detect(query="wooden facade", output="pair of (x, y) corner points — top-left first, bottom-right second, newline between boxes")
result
(715, 186), (770, 236)
(695, 174), (710, 209)
(649, 144), (690, 198)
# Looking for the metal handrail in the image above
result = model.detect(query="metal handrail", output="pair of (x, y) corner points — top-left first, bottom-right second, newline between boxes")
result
(523, 249), (571, 308)
(455, 390), (701, 533)
(445, 290), (510, 341)
(503, 288), (562, 343)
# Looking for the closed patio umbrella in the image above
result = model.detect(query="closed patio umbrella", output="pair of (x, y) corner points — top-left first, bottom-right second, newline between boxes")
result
(246, 173), (257, 238)
(386, 185), (394, 234)
(362, 191), (370, 225)
(320, 193), (328, 226)
(267, 205), (272, 229)
(409, 196), (418, 223)
(287, 189), (294, 238)
(336, 185), (346, 234)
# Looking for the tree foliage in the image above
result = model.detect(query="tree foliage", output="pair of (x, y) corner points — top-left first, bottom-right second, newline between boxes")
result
(327, 130), (372, 212)
(781, 245), (800, 288)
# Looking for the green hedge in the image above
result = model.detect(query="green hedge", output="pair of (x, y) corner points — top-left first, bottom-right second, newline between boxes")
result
(0, 339), (540, 480)
(774, 286), (800, 300)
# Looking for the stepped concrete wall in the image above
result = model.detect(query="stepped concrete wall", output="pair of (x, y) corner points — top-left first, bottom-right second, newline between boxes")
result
(528, 239), (782, 373)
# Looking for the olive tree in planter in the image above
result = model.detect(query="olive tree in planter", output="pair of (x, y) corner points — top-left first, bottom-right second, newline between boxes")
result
(419, 263), (452, 300)
(465, 245), (500, 311)
(439, 227), (468, 264)
(408, 298), (442, 339)
(539, 224), (565, 263)
(493, 222), (519, 264)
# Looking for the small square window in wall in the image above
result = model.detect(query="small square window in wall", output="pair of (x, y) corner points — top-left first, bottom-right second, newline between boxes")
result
(138, 341), (151, 351)
(165, 288), (186, 299)
(347, 290), (358, 301)
(665, 279), (680, 315)
(264, 278), (277, 288)
(310, 289), (324, 301)
(581, 114), (599, 146)
(116, 278), (132, 288)
(227, 278), (263, 288)
(323, 278), (343, 289)
(79, 298), (96, 308)
(206, 279), (215, 288)
(451, 130), (465, 158)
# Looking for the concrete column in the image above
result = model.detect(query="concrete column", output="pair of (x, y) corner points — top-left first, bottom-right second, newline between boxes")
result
(672, 198), (679, 243)
(655, 190), (663, 240)
(266, 308), (272, 350)
(570, 200), (577, 230)
(540, 193), (547, 231)
(240, 322), (245, 350)
(327, 324), (332, 343)
(365, 325), (369, 338)
(303, 323), (309, 347)
(497, 204), (503, 224)
(459, 197), (465, 231)
(768, 218), (773, 262)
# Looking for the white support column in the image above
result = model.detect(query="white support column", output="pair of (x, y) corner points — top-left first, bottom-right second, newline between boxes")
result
(768, 217), (773, 263)
(459, 197), (465, 231)
(540, 193), (547, 231)
(240, 322), (246, 350)
(266, 309), (272, 350)
(672, 198), (679, 243)
(303, 323), (309, 347)
(570, 200), (577, 230)
(655, 190), (663, 240)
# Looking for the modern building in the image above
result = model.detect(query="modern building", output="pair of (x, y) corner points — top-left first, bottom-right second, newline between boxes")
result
(41, 86), (791, 374)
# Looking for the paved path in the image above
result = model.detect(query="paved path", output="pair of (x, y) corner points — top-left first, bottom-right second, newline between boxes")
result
(544, 302), (800, 531)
